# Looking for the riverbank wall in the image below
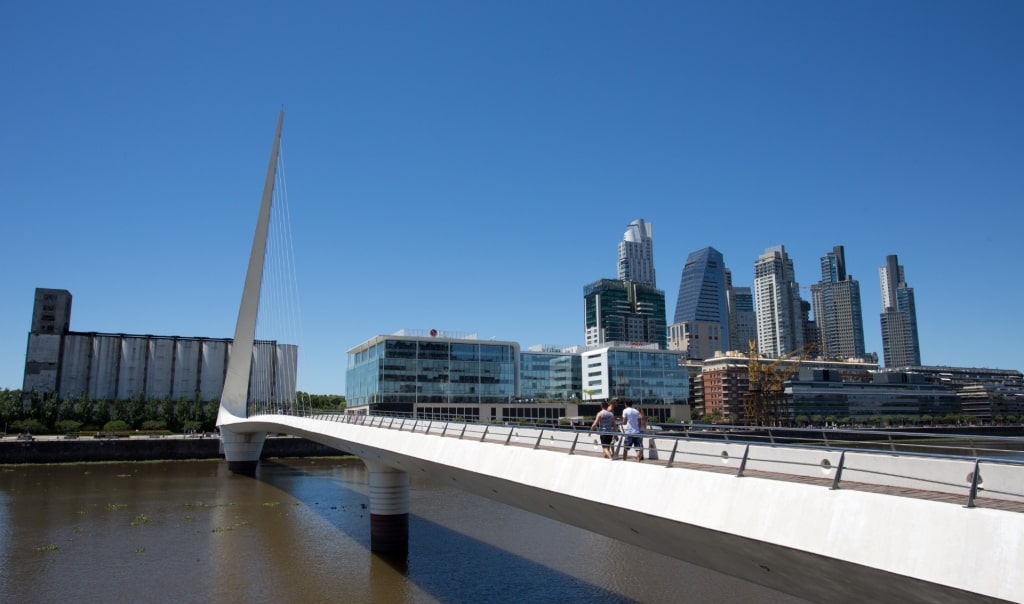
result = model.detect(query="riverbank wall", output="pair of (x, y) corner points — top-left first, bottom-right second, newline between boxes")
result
(0, 435), (346, 464)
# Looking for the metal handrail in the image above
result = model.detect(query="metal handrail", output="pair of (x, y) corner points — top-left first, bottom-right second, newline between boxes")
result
(251, 408), (1024, 505)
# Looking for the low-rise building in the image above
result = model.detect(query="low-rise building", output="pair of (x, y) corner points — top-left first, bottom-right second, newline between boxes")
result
(699, 352), (877, 422)
(345, 332), (690, 423)
(787, 368), (960, 421)
(22, 288), (296, 404)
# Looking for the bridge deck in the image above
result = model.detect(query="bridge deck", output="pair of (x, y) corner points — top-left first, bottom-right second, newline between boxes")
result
(667, 460), (1024, 513)
(299, 413), (1024, 515)
(528, 439), (1024, 514)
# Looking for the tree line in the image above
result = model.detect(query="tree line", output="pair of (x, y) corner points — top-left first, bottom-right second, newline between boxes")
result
(0, 389), (346, 435)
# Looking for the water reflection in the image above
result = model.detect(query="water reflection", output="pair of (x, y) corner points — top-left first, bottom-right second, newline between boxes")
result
(0, 459), (808, 603)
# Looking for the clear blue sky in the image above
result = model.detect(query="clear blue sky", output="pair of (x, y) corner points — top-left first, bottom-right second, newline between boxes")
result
(3, 1), (1022, 395)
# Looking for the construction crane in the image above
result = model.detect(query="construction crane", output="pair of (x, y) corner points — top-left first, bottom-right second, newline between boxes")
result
(743, 340), (816, 426)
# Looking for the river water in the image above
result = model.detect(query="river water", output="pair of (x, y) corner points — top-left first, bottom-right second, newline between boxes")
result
(0, 458), (809, 603)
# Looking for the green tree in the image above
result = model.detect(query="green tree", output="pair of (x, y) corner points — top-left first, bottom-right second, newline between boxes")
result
(0, 389), (23, 433)
(103, 420), (129, 432)
(14, 418), (47, 434)
(298, 391), (346, 411)
(64, 394), (85, 425)
(152, 399), (173, 427)
(126, 395), (147, 429)
(110, 398), (127, 424)
(55, 419), (83, 434)
(202, 401), (218, 432)
(85, 397), (111, 429)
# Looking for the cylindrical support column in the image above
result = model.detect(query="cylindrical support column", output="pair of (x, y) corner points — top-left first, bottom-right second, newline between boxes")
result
(365, 461), (409, 554)
(219, 427), (266, 476)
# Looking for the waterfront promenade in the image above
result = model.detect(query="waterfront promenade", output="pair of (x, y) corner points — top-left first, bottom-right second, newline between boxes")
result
(0, 432), (339, 464)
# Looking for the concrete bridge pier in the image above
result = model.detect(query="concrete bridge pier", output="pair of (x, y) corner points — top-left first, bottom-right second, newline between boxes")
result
(220, 427), (266, 476)
(364, 461), (409, 554)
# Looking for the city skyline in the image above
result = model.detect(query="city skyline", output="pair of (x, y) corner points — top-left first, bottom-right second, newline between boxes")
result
(2, 2), (1022, 394)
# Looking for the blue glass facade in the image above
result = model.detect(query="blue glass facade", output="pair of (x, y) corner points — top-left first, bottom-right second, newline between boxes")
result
(347, 336), (691, 420)
(520, 350), (583, 401)
(581, 346), (689, 405)
(605, 349), (690, 404)
(671, 247), (730, 360)
(674, 247), (729, 330)
(346, 336), (518, 410)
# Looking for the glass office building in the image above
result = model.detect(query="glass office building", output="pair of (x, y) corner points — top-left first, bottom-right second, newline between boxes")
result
(580, 344), (690, 421)
(520, 347), (583, 402)
(346, 333), (692, 423)
(346, 332), (519, 415)
(670, 246), (730, 360)
(584, 278), (667, 349)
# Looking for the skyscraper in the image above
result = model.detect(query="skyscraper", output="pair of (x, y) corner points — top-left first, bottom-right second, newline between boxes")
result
(726, 268), (757, 354)
(617, 219), (656, 287)
(810, 246), (866, 360)
(879, 254), (921, 367)
(668, 247), (729, 360)
(584, 278), (667, 349)
(753, 245), (804, 358)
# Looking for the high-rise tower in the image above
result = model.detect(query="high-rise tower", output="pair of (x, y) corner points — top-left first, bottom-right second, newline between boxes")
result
(584, 278), (667, 349)
(810, 246), (866, 359)
(617, 219), (656, 287)
(725, 268), (757, 353)
(753, 245), (804, 358)
(879, 254), (921, 367)
(668, 247), (729, 360)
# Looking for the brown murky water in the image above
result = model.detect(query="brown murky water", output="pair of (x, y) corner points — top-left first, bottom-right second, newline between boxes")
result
(0, 458), (809, 603)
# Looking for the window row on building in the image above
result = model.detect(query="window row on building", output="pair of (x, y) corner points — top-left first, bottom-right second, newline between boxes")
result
(345, 333), (691, 424)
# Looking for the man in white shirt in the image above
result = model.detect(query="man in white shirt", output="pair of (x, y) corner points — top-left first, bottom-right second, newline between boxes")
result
(620, 400), (645, 462)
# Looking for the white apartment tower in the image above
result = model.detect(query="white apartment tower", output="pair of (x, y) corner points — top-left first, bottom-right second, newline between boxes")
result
(753, 245), (804, 358)
(879, 254), (921, 367)
(617, 219), (656, 288)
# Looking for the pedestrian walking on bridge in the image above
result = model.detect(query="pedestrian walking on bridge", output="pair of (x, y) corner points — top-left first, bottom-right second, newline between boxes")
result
(621, 400), (645, 461)
(590, 401), (617, 459)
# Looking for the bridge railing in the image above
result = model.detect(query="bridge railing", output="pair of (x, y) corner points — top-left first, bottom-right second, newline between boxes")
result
(291, 410), (1024, 508)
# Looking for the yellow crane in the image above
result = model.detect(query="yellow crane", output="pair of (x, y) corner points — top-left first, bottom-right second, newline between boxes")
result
(743, 340), (815, 426)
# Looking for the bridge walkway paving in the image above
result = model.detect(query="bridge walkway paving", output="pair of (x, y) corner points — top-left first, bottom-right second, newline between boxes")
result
(450, 432), (1024, 515)
(655, 459), (1024, 514)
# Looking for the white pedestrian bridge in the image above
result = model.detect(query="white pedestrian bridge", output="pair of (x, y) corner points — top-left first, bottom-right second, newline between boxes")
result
(219, 413), (1024, 604)
(216, 114), (1021, 601)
